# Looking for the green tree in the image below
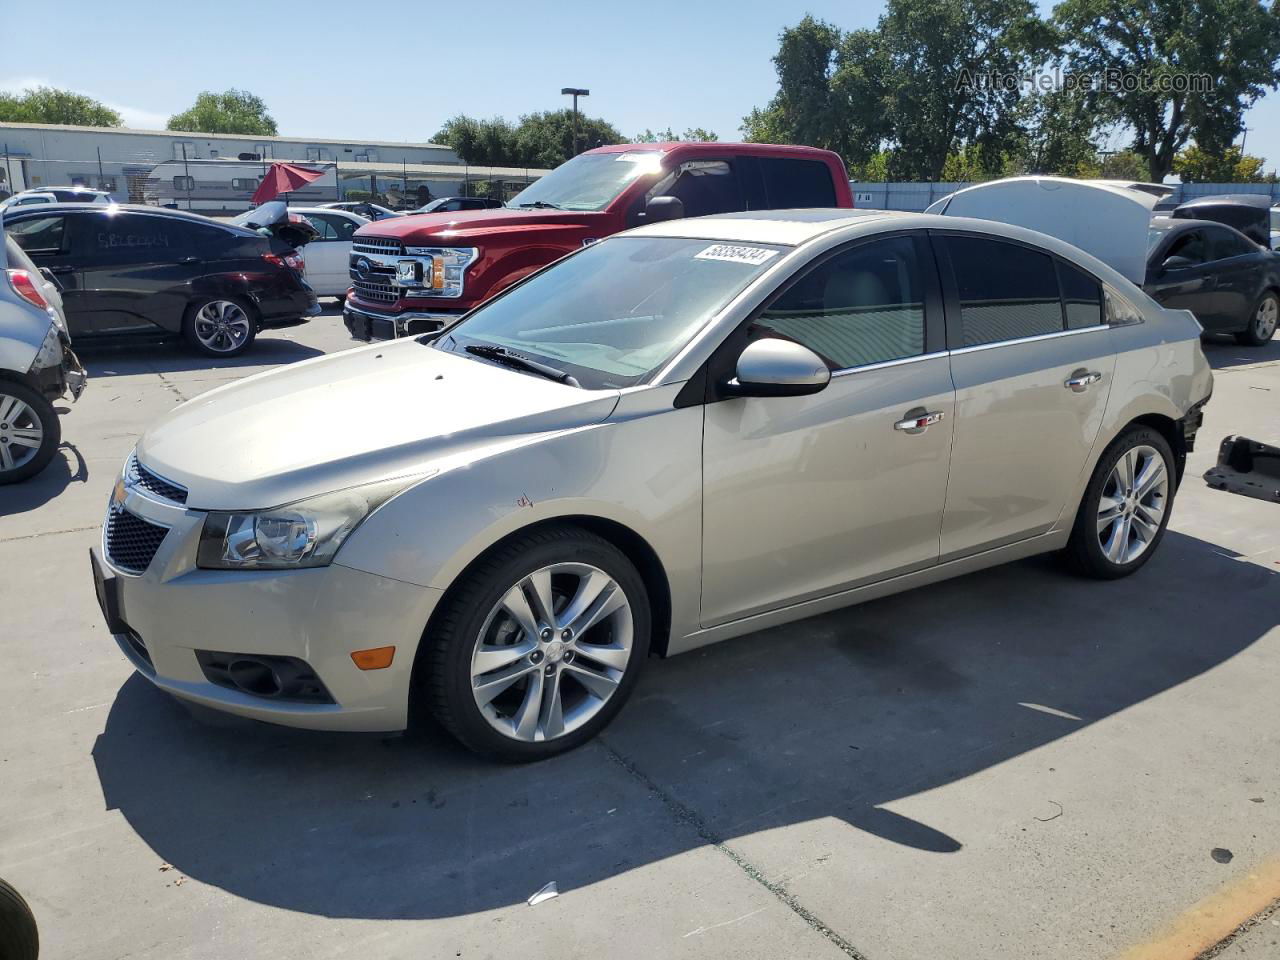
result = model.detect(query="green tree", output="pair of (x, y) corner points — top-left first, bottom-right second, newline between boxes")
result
(436, 110), (624, 168)
(632, 127), (719, 142)
(1053, 0), (1280, 182)
(1173, 143), (1267, 182)
(0, 86), (121, 126)
(167, 89), (278, 136)
(1008, 88), (1104, 175)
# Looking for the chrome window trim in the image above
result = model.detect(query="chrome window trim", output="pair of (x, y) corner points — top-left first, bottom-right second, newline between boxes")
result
(949, 323), (1109, 356)
(830, 350), (947, 378)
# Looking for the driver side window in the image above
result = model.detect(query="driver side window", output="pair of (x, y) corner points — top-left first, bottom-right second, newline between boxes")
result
(1166, 231), (1206, 265)
(648, 160), (745, 218)
(750, 236), (926, 370)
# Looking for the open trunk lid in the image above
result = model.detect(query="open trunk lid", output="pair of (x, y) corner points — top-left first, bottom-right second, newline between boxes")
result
(231, 200), (318, 249)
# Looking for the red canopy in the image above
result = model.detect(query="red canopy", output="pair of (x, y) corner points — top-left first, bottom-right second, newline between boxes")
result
(251, 162), (326, 204)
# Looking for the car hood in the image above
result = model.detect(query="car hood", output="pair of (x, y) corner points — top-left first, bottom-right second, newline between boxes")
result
(135, 341), (621, 511)
(361, 207), (612, 243)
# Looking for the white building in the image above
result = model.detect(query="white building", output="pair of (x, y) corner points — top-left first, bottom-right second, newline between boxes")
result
(0, 122), (547, 211)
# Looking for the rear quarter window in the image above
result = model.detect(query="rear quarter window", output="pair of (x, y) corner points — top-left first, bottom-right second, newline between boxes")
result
(759, 157), (837, 208)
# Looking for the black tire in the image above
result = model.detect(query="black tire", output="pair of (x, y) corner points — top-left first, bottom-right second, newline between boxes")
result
(1065, 425), (1176, 579)
(0, 380), (60, 486)
(182, 297), (258, 358)
(1234, 290), (1279, 346)
(0, 877), (39, 960)
(422, 525), (651, 762)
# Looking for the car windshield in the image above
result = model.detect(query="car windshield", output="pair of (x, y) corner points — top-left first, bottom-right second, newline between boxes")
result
(506, 151), (666, 212)
(435, 235), (785, 389)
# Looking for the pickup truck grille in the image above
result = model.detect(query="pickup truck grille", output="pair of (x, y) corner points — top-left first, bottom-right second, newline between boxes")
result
(353, 237), (403, 256)
(352, 279), (399, 304)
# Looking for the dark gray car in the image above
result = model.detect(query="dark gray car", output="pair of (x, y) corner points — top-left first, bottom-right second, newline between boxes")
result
(1145, 217), (1280, 345)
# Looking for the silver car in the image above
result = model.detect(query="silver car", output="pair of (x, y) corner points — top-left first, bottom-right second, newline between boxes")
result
(90, 210), (1213, 760)
(1, 232), (86, 483)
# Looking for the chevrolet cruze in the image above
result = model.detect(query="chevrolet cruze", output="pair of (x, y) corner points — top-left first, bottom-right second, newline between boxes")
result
(91, 208), (1212, 760)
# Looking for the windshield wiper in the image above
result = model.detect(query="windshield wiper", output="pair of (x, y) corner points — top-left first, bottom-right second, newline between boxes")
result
(515, 200), (561, 209)
(464, 343), (580, 387)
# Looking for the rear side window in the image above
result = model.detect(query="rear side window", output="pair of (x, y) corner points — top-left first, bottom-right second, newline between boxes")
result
(759, 158), (837, 208)
(8, 216), (67, 254)
(945, 237), (1062, 346)
(1057, 261), (1103, 329)
(752, 236), (925, 369)
(1165, 230), (1206, 264)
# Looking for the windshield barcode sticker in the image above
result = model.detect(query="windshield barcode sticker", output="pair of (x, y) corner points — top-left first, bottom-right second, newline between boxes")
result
(695, 244), (778, 265)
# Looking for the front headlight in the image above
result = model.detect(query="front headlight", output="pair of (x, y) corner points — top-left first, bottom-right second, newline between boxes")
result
(403, 246), (478, 299)
(196, 474), (430, 570)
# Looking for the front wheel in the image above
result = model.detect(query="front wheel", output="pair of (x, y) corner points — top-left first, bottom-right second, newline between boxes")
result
(0, 381), (60, 485)
(183, 297), (257, 358)
(422, 526), (651, 761)
(1065, 426), (1175, 579)
(1235, 291), (1278, 346)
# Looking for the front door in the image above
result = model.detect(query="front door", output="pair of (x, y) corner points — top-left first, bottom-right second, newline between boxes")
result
(700, 233), (954, 627)
(934, 233), (1116, 559)
(1146, 227), (1221, 328)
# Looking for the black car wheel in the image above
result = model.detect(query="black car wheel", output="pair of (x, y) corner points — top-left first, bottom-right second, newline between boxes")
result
(183, 297), (258, 358)
(0, 876), (39, 960)
(0, 380), (60, 485)
(1236, 290), (1279, 346)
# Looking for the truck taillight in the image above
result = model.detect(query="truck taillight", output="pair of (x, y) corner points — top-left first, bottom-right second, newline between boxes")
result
(5, 269), (49, 310)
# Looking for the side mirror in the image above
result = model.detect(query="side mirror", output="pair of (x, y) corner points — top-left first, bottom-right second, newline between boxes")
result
(641, 195), (685, 224)
(725, 338), (831, 398)
(1161, 254), (1195, 272)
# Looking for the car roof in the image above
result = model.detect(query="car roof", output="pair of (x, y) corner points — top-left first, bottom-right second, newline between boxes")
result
(585, 141), (839, 162)
(627, 209), (899, 245)
(3, 202), (227, 223)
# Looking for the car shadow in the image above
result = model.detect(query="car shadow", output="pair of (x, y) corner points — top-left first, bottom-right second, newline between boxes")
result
(91, 531), (1277, 920)
(1200, 334), (1280, 369)
(0, 442), (88, 516)
(76, 336), (325, 379)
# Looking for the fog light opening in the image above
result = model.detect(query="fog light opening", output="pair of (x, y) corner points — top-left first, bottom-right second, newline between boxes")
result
(227, 658), (283, 697)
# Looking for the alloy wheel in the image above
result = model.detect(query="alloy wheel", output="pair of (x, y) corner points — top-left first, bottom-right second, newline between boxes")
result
(1255, 296), (1278, 342)
(1096, 444), (1168, 564)
(0, 392), (44, 473)
(193, 300), (252, 354)
(470, 562), (634, 743)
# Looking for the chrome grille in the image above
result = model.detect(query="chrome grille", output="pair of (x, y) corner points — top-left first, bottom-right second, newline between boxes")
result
(352, 237), (403, 256)
(105, 508), (169, 574)
(127, 454), (187, 504)
(351, 279), (399, 304)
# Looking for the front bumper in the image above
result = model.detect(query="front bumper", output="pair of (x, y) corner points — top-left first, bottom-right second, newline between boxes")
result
(90, 486), (442, 732)
(344, 300), (464, 342)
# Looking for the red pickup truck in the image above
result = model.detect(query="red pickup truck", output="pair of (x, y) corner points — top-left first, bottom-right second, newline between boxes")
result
(343, 141), (853, 340)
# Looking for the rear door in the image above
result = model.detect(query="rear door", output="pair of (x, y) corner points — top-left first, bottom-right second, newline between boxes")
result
(5, 213), (89, 334)
(297, 212), (358, 296)
(935, 232), (1115, 559)
(700, 233), (954, 625)
(1201, 224), (1264, 329)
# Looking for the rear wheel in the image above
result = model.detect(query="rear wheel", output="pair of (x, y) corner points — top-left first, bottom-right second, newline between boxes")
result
(0, 381), (59, 485)
(183, 297), (257, 357)
(1235, 291), (1278, 346)
(422, 526), (650, 761)
(0, 876), (39, 960)
(1065, 425), (1175, 579)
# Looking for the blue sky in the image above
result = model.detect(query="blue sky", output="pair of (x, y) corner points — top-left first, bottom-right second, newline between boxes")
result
(4, 0), (1278, 175)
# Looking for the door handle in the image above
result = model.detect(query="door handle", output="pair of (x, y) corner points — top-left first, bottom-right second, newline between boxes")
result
(175, 256), (200, 264)
(893, 409), (945, 433)
(1064, 370), (1103, 392)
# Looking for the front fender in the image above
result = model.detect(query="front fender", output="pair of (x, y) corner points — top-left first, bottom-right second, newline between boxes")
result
(333, 385), (704, 638)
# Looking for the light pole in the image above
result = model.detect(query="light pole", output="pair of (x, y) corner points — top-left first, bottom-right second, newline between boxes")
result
(561, 87), (590, 157)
